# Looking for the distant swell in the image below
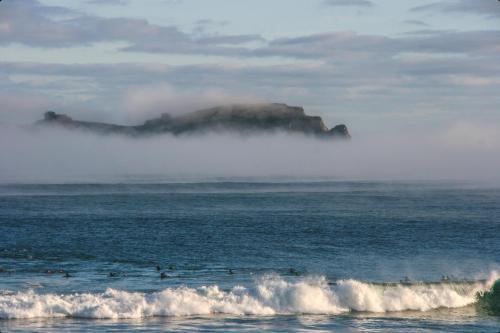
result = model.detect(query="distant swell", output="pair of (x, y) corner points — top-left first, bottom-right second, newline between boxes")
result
(0, 273), (498, 319)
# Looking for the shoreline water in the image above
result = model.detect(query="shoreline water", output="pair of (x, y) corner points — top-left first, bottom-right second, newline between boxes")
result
(1, 181), (499, 331)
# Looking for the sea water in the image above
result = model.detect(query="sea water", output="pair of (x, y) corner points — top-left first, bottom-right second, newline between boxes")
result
(0, 181), (499, 332)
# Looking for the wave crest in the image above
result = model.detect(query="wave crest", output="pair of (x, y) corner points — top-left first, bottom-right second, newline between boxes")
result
(0, 273), (498, 319)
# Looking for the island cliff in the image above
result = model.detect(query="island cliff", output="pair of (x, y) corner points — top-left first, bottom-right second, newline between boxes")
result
(37, 103), (350, 139)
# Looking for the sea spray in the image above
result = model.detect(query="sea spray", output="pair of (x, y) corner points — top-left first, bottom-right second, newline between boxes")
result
(0, 273), (498, 319)
(336, 279), (482, 312)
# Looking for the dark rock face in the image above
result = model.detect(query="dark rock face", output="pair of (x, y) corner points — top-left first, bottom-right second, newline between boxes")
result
(37, 103), (351, 139)
(44, 111), (72, 123)
(38, 111), (136, 135)
(329, 124), (350, 137)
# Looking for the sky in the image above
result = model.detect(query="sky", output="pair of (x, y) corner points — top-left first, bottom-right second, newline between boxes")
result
(1, 0), (500, 134)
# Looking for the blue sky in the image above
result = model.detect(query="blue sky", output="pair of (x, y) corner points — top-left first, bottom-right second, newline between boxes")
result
(1, 0), (499, 134)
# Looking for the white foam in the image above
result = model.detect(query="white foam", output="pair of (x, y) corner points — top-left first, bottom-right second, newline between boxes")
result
(337, 271), (499, 313)
(0, 273), (497, 319)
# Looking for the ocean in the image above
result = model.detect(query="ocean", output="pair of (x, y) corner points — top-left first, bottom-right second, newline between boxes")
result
(0, 180), (499, 332)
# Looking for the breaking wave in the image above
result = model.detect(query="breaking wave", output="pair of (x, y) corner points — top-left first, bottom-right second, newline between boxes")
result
(0, 273), (498, 319)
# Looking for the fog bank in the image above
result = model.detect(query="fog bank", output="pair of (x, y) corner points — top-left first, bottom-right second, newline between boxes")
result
(0, 122), (499, 183)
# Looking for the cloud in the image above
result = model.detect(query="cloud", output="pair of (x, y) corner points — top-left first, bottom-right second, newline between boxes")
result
(120, 84), (262, 123)
(1, 0), (499, 61)
(323, 0), (374, 7)
(0, 92), (55, 125)
(411, 0), (500, 18)
(1, 122), (500, 183)
(85, 0), (129, 6)
(254, 30), (500, 59)
(403, 20), (430, 27)
(440, 121), (500, 149)
(0, 0), (262, 53)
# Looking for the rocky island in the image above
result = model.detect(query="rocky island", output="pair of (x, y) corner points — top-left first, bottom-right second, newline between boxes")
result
(37, 103), (350, 139)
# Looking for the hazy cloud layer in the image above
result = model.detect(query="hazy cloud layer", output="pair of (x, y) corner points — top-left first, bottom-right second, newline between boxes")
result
(1, 123), (499, 183)
(120, 84), (262, 123)
(323, 0), (374, 7)
(0, 0), (261, 53)
(86, 0), (129, 6)
(2, 1), (498, 59)
(256, 30), (500, 59)
(412, 0), (500, 18)
(403, 20), (429, 27)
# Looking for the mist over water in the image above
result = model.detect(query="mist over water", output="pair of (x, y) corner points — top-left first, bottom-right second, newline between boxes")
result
(0, 122), (499, 183)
